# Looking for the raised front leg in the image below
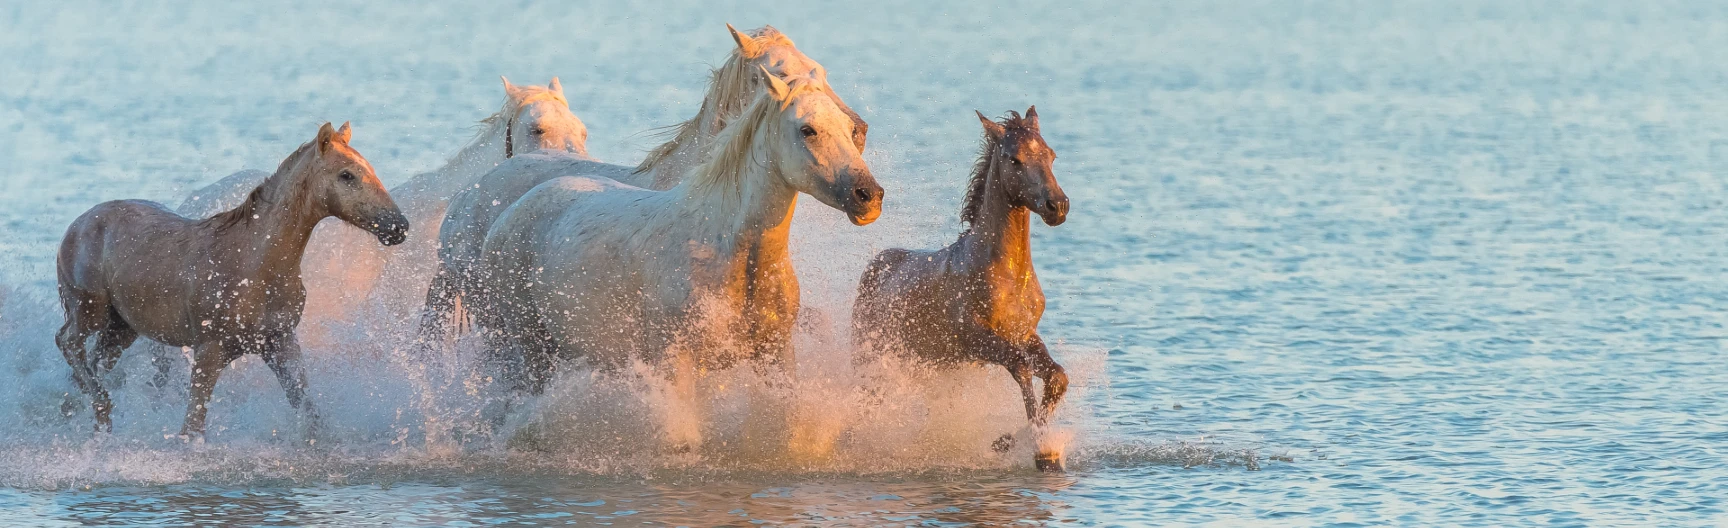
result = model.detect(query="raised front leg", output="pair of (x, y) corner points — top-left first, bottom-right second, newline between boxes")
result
(963, 327), (1045, 422)
(1024, 334), (1068, 426)
(261, 332), (321, 441)
(181, 340), (231, 439)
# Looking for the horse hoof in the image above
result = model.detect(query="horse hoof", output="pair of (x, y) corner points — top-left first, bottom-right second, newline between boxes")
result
(991, 434), (1015, 453)
(1034, 452), (1064, 472)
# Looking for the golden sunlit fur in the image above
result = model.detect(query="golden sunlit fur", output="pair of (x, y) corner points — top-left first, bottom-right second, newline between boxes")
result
(465, 72), (882, 452)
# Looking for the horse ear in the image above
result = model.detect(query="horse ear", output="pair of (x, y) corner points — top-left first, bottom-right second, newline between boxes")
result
(500, 76), (517, 94)
(316, 122), (336, 153)
(1025, 106), (1039, 130)
(759, 65), (791, 103)
(335, 121), (353, 144)
(976, 111), (1005, 140)
(548, 77), (563, 95)
(728, 23), (762, 57)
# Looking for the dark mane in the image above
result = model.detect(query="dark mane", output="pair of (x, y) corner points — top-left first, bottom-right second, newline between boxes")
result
(201, 186), (266, 232)
(960, 111), (1037, 227)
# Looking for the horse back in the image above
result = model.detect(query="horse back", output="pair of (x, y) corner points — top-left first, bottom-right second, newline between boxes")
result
(59, 200), (205, 342)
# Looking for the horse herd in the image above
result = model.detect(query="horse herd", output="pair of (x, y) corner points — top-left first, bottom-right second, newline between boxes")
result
(51, 25), (1071, 469)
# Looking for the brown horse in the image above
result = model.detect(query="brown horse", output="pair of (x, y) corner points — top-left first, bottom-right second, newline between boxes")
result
(55, 122), (407, 438)
(852, 108), (1070, 470)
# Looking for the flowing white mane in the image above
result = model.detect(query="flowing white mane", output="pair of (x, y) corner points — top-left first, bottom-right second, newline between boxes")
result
(635, 26), (796, 174)
(680, 76), (822, 198)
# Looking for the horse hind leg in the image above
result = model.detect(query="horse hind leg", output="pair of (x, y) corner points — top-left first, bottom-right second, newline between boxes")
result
(54, 295), (113, 432)
(90, 311), (140, 387)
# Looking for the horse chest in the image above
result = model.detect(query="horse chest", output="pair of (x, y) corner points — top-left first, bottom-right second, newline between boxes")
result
(974, 271), (1044, 342)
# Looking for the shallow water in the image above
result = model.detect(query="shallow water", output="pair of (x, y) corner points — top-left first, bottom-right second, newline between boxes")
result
(4, 0), (1728, 525)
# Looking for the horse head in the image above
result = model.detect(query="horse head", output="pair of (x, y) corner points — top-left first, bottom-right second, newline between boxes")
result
(757, 67), (882, 225)
(500, 76), (588, 157)
(977, 107), (1066, 226)
(307, 122), (409, 245)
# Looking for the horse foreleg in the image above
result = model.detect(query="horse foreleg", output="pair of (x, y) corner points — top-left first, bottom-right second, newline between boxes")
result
(180, 341), (230, 439)
(262, 333), (320, 441)
(1025, 335), (1068, 425)
(664, 349), (702, 453)
(1007, 362), (1041, 424)
(415, 262), (464, 349)
(966, 329), (1043, 423)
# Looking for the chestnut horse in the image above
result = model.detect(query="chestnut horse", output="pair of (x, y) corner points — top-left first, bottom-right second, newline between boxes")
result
(55, 122), (407, 438)
(852, 108), (1070, 469)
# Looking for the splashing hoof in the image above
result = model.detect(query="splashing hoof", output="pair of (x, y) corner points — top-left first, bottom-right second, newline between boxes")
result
(1035, 451), (1064, 472)
(991, 434), (1015, 453)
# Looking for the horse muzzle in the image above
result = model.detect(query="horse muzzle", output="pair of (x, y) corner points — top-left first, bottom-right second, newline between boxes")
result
(370, 213), (410, 246)
(846, 182), (884, 226)
(1035, 196), (1069, 226)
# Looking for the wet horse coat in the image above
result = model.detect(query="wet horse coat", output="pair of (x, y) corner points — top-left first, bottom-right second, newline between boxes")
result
(852, 108), (1071, 469)
(475, 71), (882, 450)
(54, 123), (407, 437)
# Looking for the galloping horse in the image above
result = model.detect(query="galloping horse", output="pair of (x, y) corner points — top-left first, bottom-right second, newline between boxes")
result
(55, 123), (408, 438)
(142, 79), (585, 388)
(852, 108), (1070, 470)
(475, 69), (881, 450)
(418, 24), (867, 342)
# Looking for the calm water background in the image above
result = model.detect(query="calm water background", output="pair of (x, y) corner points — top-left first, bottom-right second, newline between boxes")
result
(3, 0), (1728, 525)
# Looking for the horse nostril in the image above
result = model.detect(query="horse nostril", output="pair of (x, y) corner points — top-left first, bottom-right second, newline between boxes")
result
(854, 187), (876, 203)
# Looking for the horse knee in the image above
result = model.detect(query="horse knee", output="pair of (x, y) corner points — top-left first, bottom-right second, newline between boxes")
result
(1040, 363), (1069, 413)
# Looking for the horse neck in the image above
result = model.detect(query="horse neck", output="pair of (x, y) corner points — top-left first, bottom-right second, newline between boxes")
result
(960, 159), (1034, 279)
(429, 112), (513, 193)
(671, 126), (798, 267)
(228, 151), (329, 277)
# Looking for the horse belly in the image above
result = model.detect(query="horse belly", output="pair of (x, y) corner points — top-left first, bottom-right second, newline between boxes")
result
(536, 269), (645, 365)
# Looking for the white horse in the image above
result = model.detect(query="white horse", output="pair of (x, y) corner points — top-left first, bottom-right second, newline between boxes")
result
(146, 79), (586, 387)
(619, 24), (868, 190)
(475, 70), (881, 450)
(419, 25), (866, 340)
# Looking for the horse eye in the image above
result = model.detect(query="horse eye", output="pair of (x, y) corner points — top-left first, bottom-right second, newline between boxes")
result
(531, 126), (546, 136)
(800, 125), (817, 138)
(339, 170), (356, 181)
(1009, 157), (1023, 166)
